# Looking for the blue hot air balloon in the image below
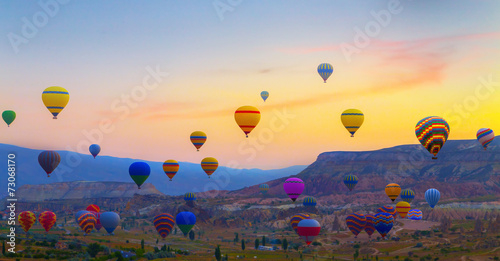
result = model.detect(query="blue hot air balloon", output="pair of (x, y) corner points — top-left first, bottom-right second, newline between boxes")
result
(400, 189), (415, 203)
(302, 196), (317, 207)
(425, 188), (440, 208)
(75, 210), (89, 223)
(260, 91), (269, 102)
(374, 212), (394, 238)
(184, 192), (197, 202)
(317, 63), (333, 83)
(89, 144), (101, 158)
(176, 212), (196, 236)
(343, 174), (358, 191)
(100, 212), (120, 235)
(129, 162), (151, 189)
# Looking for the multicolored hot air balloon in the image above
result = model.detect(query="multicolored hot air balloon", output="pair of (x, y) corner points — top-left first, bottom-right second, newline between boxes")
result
(346, 213), (367, 238)
(184, 192), (197, 202)
(2, 110), (16, 127)
(201, 157), (218, 178)
(477, 128), (495, 150)
(176, 212), (196, 236)
(261, 91), (269, 102)
(341, 109), (364, 137)
(163, 160), (179, 181)
(385, 183), (401, 202)
(374, 212), (394, 238)
(75, 210), (88, 223)
(400, 189), (415, 203)
(396, 201), (411, 218)
(378, 206), (397, 219)
(190, 131), (207, 151)
(234, 106), (261, 138)
(38, 151), (61, 177)
(42, 86), (69, 119)
(259, 184), (269, 194)
(39, 211), (56, 232)
(302, 196), (317, 207)
(100, 212), (120, 235)
(78, 212), (96, 235)
(425, 188), (440, 208)
(364, 214), (376, 238)
(415, 116), (450, 159)
(18, 211), (36, 233)
(407, 209), (423, 220)
(129, 162), (150, 189)
(86, 204), (100, 213)
(317, 63), (333, 83)
(283, 178), (304, 202)
(297, 219), (321, 245)
(89, 144), (101, 158)
(343, 174), (358, 191)
(154, 213), (175, 239)
(90, 211), (102, 231)
(290, 214), (310, 234)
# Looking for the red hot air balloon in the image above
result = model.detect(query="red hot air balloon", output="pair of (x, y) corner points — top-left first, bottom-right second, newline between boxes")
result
(78, 212), (96, 235)
(39, 211), (56, 232)
(297, 219), (321, 245)
(18, 211), (36, 233)
(364, 214), (376, 238)
(346, 213), (366, 238)
(283, 178), (305, 202)
(86, 204), (100, 213)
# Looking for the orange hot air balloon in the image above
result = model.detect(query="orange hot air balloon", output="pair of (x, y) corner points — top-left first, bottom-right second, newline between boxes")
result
(39, 211), (56, 232)
(201, 157), (218, 178)
(234, 106), (261, 138)
(18, 211), (36, 233)
(163, 160), (179, 181)
(190, 131), (207, 151)
(396, 201), (411, 218)
(385, 183), (401, 202)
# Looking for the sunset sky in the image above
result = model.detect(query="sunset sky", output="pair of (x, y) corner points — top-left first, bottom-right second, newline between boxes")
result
(1, 0), (500, 169)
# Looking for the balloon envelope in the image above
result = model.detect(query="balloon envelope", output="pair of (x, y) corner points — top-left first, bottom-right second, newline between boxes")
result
(425, 188), (440, 208)
(190, 131), (207, 151)
(18, 211), (36, 233)
(39, 211), (56, 232)
(201, 157), (218, 178)
(346, 213), (366, 237)
(317, 63), (333, 83)
(341, 109), (364, 137)
(78, 212), (96, 234)
(100, 212), (120, 234)
(2, 110), (16, 126)
(297, 219), (321, 245)
(302, 196), (317, 207)
(378, 206), (397, 219)
(400, 189), (415, 203)
(163, 160), (179, 181)
(374, 212), (394, 238)
(234, 106), (261, 137)
(38, 151), (61, 177)
(259, 184), (269, 194)
(154, 213), (175, 239)
(396, 201), (411, 218)
(343, 174), (358, 191)
(364, 214), (376, 238)
(477, 128), (494, 150)
(86, 204), (100, 213)
(89, 144), (101, 158)
(90, 211), (102, 231)
(129, 162), (151, 189)
(75, 210), (88, 223)
(184, 192), (197, 202)
(407, 209), (423, 220)
(290, 213), (310, 234)
(176, 212), (196, 236)
(283, 178), (304, 202)
(385, 183), (401, 202)
(415, 116), (450, 159)
(261, 91), (269, 102)
(42, 86), (69, 119)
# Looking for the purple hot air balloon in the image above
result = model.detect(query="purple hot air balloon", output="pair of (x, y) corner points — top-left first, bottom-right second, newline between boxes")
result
(283, 178), (304, 202)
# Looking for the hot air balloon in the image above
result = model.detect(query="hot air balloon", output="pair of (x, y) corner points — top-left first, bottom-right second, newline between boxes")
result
(364, 214), (376, 238)
(176, 212), (196, 236)
(18, 211), (36, 233)
(129, 162), (150, 189)
(407, 209), (423, 220)
(163, 160), (179, 181)
(190, 131), (207, 151)
(261, 91), (269, 102)
(153, 214), (175, 239)
(78, 212), (96, 235)
(259, 184), (269, 194)
(42, 86), (69, 119)
(184, 192), (197, 202)
(346, 213), (367, 238)
(38, 151), (61, 177)
(396, 201), (411, 218)
(297, 219), (321, 245)
(290, 214), (310, 234)
(341, 109), (364, 137)
(302, 196), (317, 207)
(39, 211), (56, 232)
(234, 106), (261, 138)
(2, 110), (16, 127)
(90, 211), (102, 231)
(415, 116), (450, 159)
(317, 63), (333, 83)
(385, 183), (401, 202)
(86, 204), (100, 213)
(75, 210), (88, 223)
(201, 157), (218, 178)
(100, 212), (120, 235)
(283, 178), (304, 202)
(477, 128), (495, 150)
(378, 206), (397, 219)
(400, 189), (415, 203)
(374, 212), (394, 238)
(343, 174), (358, 191)
(425, 188), (440, 208)
(89, 144), (101, 158)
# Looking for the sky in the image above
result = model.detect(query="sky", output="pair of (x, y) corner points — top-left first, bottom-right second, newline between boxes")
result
(1, 0), (500, 169)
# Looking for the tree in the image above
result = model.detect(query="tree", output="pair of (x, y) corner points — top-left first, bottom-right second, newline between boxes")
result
(87, 243), (102, 258)
(282, 238), (288, 252)
(241, 239), (245, 251)
(262, 236), (266, 246)
(189, 230), (195, 241)
(235, 232), (239, 242)
(141, 239), (145, 250)
(156, 238), (159, 244)
(215, 245), (221, 261)
(353, 249), (359, 260)
(255, 239), (259, 249)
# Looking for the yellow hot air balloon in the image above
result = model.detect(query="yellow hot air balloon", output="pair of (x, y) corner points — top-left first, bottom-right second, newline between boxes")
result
(385, 183), (401, 202)
(201, 157), (218, 178)
(163, 160), (179, 181)
(396, 201), (411, 218)
(234, 106), (261, 138)
(42, 86), (70, 119)
(341, 109), (364, 137)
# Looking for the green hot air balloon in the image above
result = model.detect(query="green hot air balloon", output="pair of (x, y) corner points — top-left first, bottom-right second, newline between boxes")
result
(2, 110), (16, 127)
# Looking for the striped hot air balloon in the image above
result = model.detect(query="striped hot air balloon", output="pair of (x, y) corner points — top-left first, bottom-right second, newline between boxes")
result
(400, 189), (415, 203)
(415, 116), (450, 159)
(302, 196), (317, 207)
(259, 184), (269, 194)
(341, 109), (364, 137)
(396, 201), (411, 218)
(385, 183), (401, 202)
(39, 211), (56, 232)
(163, 160), (179, 181)
(407, 209), (423, 220)
(153, 213), (175, 239)
(129, 162), (150, 189)
(78, 212), (96, 235)
(297, 219), (321, 245)
(42, 86), (69, 119)
(378, 206), (397, 219)
(261, 91), (269, 102)
(100, 212), (120, 235)
(176, 212), (196, 236)
(346, 213), (367, 238)
(477, 128), (495, 150)
(18, 211), (36, 233)
(425, 188), (440, 208)
(38, 151), (61, 177)
(86, 204), (100, 213)
(283, 178), (304, 202)
(290, 213), (310, 234)
(75, 210), (88, 223)
(364, 214), (376, 238)
(184, 192), (197, 202)
(90, 211), (102, 231)
(374, 212), (394, 238)
(317, 63), (333, 83)
(234, 106), (261, 138)
(343, 174), (358, 191)
(190, 131), (207, 151)
(201, 157), (218, 178)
